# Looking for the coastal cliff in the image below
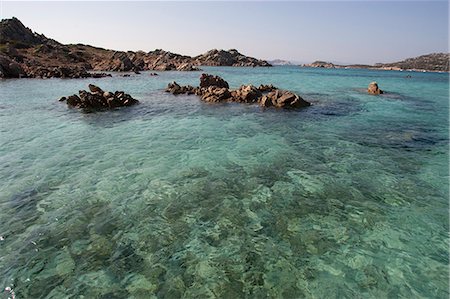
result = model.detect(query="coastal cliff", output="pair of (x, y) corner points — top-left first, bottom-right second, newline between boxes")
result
(0, 18), (271, 78)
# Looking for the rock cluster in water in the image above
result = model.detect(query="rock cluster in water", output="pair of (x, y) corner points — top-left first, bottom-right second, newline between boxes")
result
(59, 84), (139, 109)
(367, 82), (383, 95)
(165, 74), (311, 109)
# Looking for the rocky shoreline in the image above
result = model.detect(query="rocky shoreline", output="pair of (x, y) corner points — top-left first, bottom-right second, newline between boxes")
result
(165, 74), (311, 109)
(0, 18), (271, 79)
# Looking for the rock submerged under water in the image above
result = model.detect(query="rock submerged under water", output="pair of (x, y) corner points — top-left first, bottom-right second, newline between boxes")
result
(59, 84), (139, 110)
(165, 74), (311, 109)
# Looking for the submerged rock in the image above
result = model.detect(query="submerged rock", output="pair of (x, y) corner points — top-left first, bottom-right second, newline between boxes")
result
(165, 73), (310, 109)
(368, 82), (384, 95)
(59, 84), (139, 110)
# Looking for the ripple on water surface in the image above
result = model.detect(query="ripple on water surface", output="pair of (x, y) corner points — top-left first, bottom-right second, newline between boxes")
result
(0, 67), (448, 298)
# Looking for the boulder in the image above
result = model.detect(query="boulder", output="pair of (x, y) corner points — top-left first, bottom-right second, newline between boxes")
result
(201, 87), (232, 103)
(165, 82), (198, 95)
(199, 73), (229, 89)
(60, 85), (138, 110)
(260, 90), (310, 108)
(88, 84), (103, 94)
(231, 85), (262, 103)
(368, 82), (383, 95)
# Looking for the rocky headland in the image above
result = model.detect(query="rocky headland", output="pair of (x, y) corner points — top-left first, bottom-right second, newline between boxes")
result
(165, 73), (311, 109)
(0, 17), (271, 79)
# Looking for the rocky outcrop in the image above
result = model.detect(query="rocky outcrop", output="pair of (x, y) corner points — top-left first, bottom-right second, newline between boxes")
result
(231, 85), (262, 103)
(165, 74), (310, 109)
(165, 82), (198, 95)
(194, 49), (271, 67)
(0, 17), (47, 46)
(367, 82), (383, 95)
(260, 90), (310, 108)
(199, 73), (229, 89)
(0, 54), (26, 78)
(59, 84), (139, 109)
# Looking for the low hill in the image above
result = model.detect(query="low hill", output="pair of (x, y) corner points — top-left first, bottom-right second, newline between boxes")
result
(302, 53), (449, 72)
(375, 53), (449, 72)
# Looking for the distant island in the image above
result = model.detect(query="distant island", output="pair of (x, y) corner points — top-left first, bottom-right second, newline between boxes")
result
(0, 18), (271, 78)
(302, 53), (449, 72)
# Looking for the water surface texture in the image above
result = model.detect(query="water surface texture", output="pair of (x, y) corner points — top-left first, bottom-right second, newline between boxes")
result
(0, 67), (448, 298)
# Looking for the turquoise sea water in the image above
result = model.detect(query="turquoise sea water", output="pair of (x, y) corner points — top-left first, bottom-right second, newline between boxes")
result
(0, 66), (448, 298)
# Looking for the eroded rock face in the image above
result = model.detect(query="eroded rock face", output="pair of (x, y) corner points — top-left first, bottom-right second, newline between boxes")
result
(59, 84), (139, 110)
(199, 73), (230, 89)
(368, 82), (383, 95)
(165, 74), (310, 109)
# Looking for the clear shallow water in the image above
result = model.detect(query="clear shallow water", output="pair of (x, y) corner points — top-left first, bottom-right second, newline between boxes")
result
(0, 66), (448, 298)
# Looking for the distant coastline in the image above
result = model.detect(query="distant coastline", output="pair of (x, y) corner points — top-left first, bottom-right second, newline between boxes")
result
(1, 17), (448, 79)
(301, 53), (449, 73)
(0, 17), (271, 79)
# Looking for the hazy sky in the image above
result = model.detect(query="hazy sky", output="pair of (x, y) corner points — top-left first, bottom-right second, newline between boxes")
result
(1, 1), (448, 64)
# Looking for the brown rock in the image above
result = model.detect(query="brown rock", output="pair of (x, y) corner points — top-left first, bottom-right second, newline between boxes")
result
(261, 90), (310, 108)
(232, 85), (262, 103)
(176, 63), (200, 71)
(199, 73), (229, 89)
(88, 84), (103, 94)
(61, 85), (138, 110)
(201, 87), (232, 103)
(258, 84), (277, 92)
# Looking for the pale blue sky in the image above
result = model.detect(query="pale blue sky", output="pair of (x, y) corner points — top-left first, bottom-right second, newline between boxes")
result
(1, 1), (448, 64)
